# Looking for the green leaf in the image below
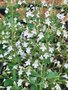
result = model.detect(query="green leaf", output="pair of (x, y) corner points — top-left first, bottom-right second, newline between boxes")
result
(46, 71), (59, 79)
(4, 79), (13, 86)
(30, 85), (35, 90)
(44, 57), (51, 64)
(29, 77), (37, 85)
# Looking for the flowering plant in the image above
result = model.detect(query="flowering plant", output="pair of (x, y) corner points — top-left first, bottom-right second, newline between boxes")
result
(0, 0), (68, 90)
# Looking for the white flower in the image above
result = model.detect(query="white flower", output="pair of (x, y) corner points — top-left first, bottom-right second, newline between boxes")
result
(64, 0), (68, 4)
(8, 56), (12, 60)
(6, 86), (11, 90)
(26, 47), (31, 54)
(40, 43), (46, 51)
(44, 82), (48, 89)
(7, 22), (11, 27)
(57, 30), (61, 36)
(25, 59), (31, 66)
(26, 11), (34, 17)
(63, 30), (68, 38)
(0, 54), (3, 58)
(41, 0), (47, 6)
(62, 74), (68, 79)
(18, 0), (22, 5)
(5, 8), (9, 14)
(55, 84), (61, 90)
(18, 69), (23, 76)
(13, 65), (17, 69)
(49, 47), (54, 53)
(57, 42), (60, 47)
(17, 79), (23, 86)
(3, 62), (7, 66)
(25, 82), (29, 86)
(44, 53), (49, 59)
(14, 17), (17, 23)
(39, 55), (44, 60)
(32, 60), (38, 68)
(66, 81), (68, 88)
(64, 63), (68, 69)
(23, 42), (28, 48)
(26, 69), (31, 76)
(45, 11), (50, 17)
(45, 18), (51, 26)
(57, 13), (65, 20)
(8, 46), (13, 52)
(37, 32), (44, 42)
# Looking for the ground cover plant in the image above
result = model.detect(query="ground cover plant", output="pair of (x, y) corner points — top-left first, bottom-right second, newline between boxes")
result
(0, 0), (68, 90)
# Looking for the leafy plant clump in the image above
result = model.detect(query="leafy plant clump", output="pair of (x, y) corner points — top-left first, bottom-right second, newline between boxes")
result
(0, 0), (68, 90)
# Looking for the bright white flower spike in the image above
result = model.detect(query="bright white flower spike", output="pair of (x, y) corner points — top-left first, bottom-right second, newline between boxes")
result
(26, 69), (31, 76)
(25, 82), (29, 86)
(23, 42), (28, 48)
(63, 30), (68, 38)
(44, 82), (48, 89)
(66, 81), (68, 88)
(5, 8), (9, 14)
(17, 79), (23, 86)
(25, 59), (31, 66)
(26, 47), (31, 54)
(49, 47), (54, 53)
(32, 60), (38, 68)
(57, 13), (65, 20)
(57, 30), (61, 36)
(64, 0), (68, 4)
(44, 53), (49, 59)
(45, 11), (50, 17)
(45, 18), (51, 26)
(62, 74), (68, 79)
(64, 63), (68, 69)
(18, 0), (22, 5)
(40, 43), (46, 52)
(18, 69), (23, 76)
(55, 84), (61, 90)
(26, 11), (34, 17)
(6, 86), (11, 90)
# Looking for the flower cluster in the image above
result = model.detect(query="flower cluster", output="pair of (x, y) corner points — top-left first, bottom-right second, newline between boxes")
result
(0, 0), (68, 90)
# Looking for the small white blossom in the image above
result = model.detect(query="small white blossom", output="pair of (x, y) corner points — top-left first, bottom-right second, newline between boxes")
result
(57, 30), (61, 36)
(63, 30), (68, 38)
(66, 81), (68, 88)
(25, 82), (29, 86)
(44, 82), (48, 89)
(64, 0), (68, 4)
(18, 69), (23, 76)
(40, 43), (46, 51)
(57, 13), (65, 20)
(26, 47), (31, 54)
(37, 32), (44, 42)
(26, 69), (31, 76)
(45, 11), (50, 17)
(18, 0), (22, 5)
(32, 60), (38, 68)
(26, 11), (34, 17)
(6, 86), (11, 90)
(5, 8), (9, 14)
(45, 18), (51, 26)
(23, 42), (28, 48)
(62, 74), (68, 79)
(55, 84), (61, 90)
(64, 63), (68, 69)
(44, 53), (49, 59)
(17, 79), (23, 86)
(49, 47), (54, 53)
(0, 54), (3, 58)
(25, 59), (31, 66)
